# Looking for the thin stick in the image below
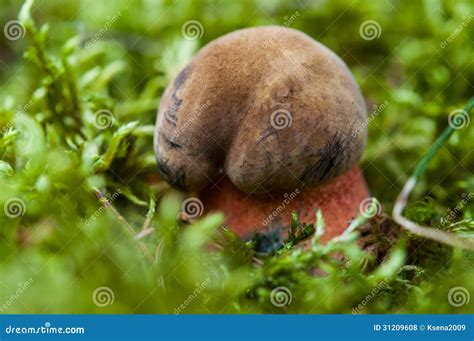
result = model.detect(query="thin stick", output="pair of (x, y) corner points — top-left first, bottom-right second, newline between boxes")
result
(392, 98), (474, 250)
(393, 177), (474, 250)
(95, 189), (153, 261)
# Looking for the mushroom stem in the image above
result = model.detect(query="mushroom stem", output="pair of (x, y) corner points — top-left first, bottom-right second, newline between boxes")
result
(199, 166), (369, 243)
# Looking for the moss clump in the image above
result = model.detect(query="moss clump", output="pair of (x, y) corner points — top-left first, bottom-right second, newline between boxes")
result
(0, 0), (473, 313)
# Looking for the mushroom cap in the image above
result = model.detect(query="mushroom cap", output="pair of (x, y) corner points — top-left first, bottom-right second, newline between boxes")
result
(154, 26), (367, 194)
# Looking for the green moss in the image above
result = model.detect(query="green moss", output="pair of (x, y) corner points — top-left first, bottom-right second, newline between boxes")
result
(0, 0), (473, 313)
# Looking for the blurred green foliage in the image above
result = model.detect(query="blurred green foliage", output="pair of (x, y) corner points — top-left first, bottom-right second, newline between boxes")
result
(0, 0), (473, 313)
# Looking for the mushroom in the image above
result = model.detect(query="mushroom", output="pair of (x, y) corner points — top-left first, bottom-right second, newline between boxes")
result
(154, 26), (369, 243)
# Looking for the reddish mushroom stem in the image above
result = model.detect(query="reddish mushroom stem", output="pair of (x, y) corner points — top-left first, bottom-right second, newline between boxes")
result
(200, 165), (369, 243)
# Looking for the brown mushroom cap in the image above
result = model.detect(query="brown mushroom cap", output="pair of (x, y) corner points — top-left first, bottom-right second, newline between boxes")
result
(154, 26), (367, 194)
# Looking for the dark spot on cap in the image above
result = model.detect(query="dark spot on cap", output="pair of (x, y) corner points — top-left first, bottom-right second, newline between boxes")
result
(174, 66), (190, 89)
(162, 134), (183, 149)
(156, 156), (188, 192)
(300, 132), (346, 184)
